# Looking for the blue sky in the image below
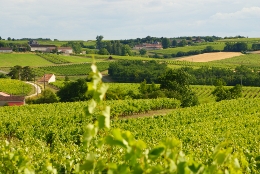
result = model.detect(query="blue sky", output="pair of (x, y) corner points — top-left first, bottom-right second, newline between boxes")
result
(1, 0), (260, 40)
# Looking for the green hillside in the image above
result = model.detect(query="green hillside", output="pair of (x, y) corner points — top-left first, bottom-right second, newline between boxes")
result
(0, 98), (259, 172)
(0, 53), (54, 67)
(0, 79), (32, 95)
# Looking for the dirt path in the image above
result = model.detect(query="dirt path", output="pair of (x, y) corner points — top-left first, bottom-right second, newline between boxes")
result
(177, 52), (242, 62)
(118, 109), (175, 119)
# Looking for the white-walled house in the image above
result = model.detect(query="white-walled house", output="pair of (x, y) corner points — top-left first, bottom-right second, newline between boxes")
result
(38, 74), (56, 83)
(30, 45), (56, 52)
(58, 47), (73, 54)
(0, 47), (12, 53)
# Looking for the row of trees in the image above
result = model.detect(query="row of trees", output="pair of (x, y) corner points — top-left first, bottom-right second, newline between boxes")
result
(96, 36), (133, 56)
(7, 65), (34, 81)
(224, 42), (248, 52)
(108, 60), (168, 83)
(182, 65), (260, 87)
(0, 42), (31, 51)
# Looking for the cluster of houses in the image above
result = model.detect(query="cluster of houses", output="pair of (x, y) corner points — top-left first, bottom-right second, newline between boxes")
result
(0, 40), (73, 54)
(28, 40), (73, 54)
(133, 42), (163, 50)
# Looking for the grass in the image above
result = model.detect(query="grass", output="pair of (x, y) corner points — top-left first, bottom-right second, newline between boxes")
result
(150, 43), (225, 55)
(211, 53), (260, 68)
(57, 55), (95, 63)
(217, 38), (260, 43)
(0, 53), (54, 67)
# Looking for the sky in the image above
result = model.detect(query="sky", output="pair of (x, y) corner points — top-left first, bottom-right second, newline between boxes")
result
(1, 0), (260, 40)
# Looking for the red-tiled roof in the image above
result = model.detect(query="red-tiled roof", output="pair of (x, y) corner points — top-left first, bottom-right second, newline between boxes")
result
(58, 47), (72, 49)
(0, 96), (25, 101)
(8, 102), (24, 106)
(0, 47), (12, 50)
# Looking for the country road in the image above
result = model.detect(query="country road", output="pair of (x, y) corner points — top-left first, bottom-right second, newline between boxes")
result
(25, 82), (42, 98)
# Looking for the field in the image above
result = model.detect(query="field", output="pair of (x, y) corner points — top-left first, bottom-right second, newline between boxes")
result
(150, 42), (225, 55)
(0, 53), (54, 67)
(35, 62), (110, 76)
(0, 79), (32, 95)
(0, 97), (259, 172)
(0, 48), (260, 173)
(176, 52), (242, 62)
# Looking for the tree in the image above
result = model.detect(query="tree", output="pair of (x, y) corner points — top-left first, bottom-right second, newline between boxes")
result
(212, 79), (242, 102)
(96, 35), (104, 50)
(204, 46), (214, 53)
(139, 48), (147, 56)
(121, 44), (132, 56)
(158, 69), (199, 107)
(7, 65), (23, 80)
(7, 37), (11, 41)
(178, 39), (187, 47)
(98, 48), (109, 55)
(0, 36), (2, 40)
(162, 38), (170, 49)
(26, 89), (58, 104)
(172, 39), (177, 47)
(21, 66), (34, 81)
(61, 41), (82, 54)
(57, 78), (89, 102)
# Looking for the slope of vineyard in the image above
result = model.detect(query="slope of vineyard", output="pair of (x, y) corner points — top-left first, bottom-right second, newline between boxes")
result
(35, 62), (110, 76)
(0, 79), (32, 95)
(0, 98), (259, 172)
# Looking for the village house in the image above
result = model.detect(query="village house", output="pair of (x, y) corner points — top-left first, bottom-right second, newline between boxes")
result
(0, 47), (12, 53)
(58, 47), (73, 54)
(0, 95), (25, 106)
(133, 42), (163, 50)
(38, 74), (56, 84)
(29, 44), (57, 52)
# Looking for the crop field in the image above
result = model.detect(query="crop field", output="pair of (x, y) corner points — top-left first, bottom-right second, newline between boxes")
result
(211, 53), (260, 68)
(0, 97), (259, 172)
(217, 38), (260, 43)
(150, 43), (225, 55)
(58, 55), (95, 63)
(0, 79), (32, 95)
(36, 62), (110, 76)
(0, 53), (54, 67)
(83, 54), (158, 61)
(176, 52), (242, 62)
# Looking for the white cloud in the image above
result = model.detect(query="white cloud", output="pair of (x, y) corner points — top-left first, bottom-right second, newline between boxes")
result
(0, 0), (260, 39)
(212, 7), (260, 20)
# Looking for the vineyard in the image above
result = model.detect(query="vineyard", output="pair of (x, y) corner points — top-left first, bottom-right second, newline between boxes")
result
(36, 53), (71, 64)
(35, 62), (110, 76)
(0, 53), (54, 67)
(0, 79), (32, 95)
(150, 43), (225, 55)
(0, 97), (259, 172)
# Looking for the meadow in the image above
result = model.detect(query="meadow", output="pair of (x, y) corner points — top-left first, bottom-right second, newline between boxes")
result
(0, 53), (54, 67)
(150, 42), (225, 55)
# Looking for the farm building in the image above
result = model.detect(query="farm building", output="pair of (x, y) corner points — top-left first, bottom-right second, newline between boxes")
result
(58, 47), (73, 54)
(0, 95), (25, 106)
(30, 45), (56, 52)
(38, 74), (56, 83)
(133, 43), (163, 50)
(0, 47), (12, 53)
